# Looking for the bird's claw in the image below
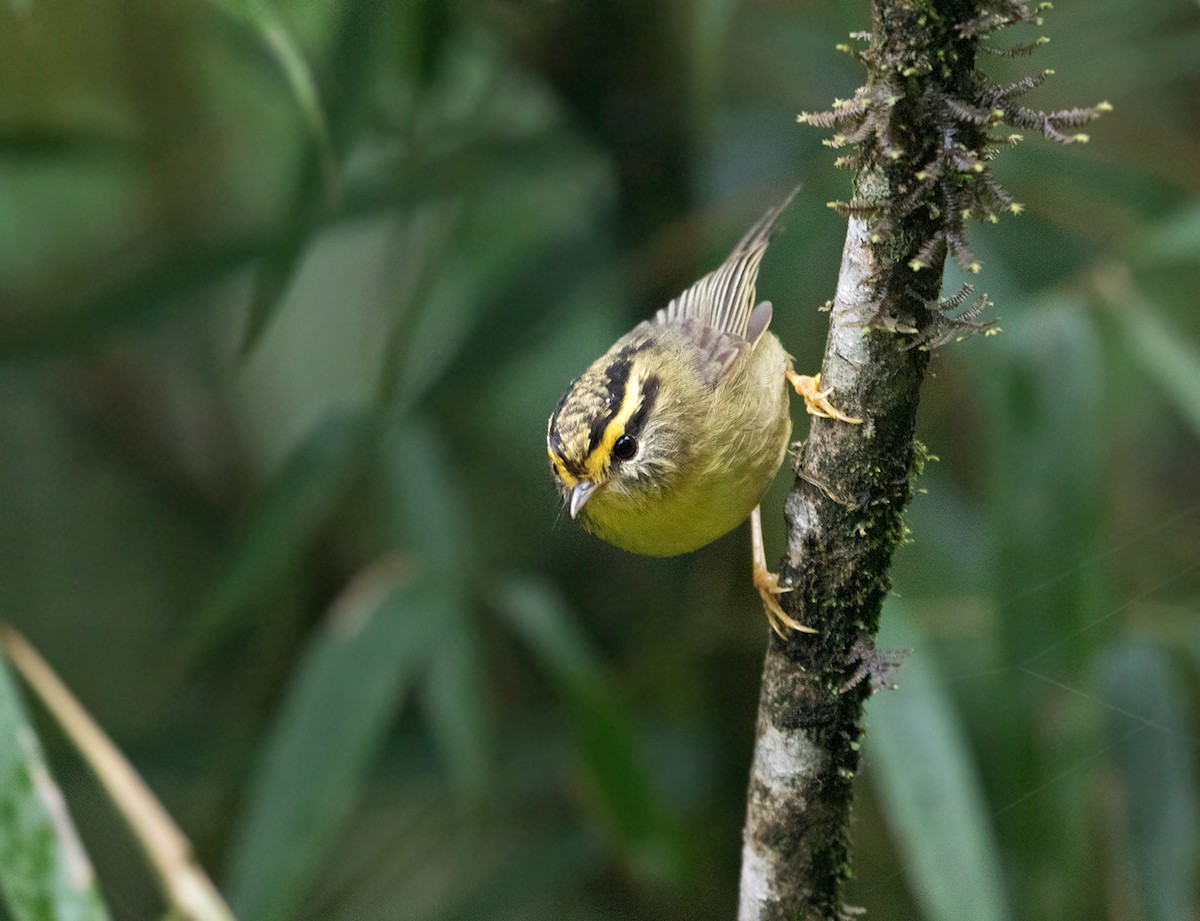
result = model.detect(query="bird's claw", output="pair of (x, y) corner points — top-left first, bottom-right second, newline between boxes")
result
(753, 568), (817, 638)
(787, 371), (863, 425)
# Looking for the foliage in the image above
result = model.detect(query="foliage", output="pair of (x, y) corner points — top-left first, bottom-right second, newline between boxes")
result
(0, 0), (1197, 919)
(0, 656), (110, 921)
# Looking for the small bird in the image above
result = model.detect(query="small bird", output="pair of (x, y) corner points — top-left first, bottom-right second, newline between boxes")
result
(546, 190), (861, 637)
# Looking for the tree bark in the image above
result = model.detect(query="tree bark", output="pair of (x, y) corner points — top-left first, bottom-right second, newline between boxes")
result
(738, 2), (971, 918)
(738, 210), (934, 920)
(737, 0), (1106, 912)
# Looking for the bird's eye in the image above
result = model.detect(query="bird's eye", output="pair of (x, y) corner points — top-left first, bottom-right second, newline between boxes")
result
(612, 434), (638, 461)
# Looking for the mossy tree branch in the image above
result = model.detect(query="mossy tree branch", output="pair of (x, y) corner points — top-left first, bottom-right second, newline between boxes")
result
(738, 2), (1107, 918)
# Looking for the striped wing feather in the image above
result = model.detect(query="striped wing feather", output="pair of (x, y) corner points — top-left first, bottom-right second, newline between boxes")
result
(651, 187), (798, 385)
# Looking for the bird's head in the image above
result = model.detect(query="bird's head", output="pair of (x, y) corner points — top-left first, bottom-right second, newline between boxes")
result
(546, 339), (678, 521)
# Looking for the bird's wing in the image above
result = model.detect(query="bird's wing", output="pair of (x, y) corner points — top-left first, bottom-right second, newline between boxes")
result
(651, 188), (797, 384)
(673, 318), (751, 387)
(653, 187), (797, 340)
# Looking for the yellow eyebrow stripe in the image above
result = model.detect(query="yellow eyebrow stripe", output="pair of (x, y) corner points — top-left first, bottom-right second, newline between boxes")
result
(547, 445), (579, 488)
(583, 373), (643, 481)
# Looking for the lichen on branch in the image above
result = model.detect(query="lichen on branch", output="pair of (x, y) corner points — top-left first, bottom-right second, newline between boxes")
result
(738, 3), (1106, 920)
(800, 0), (1109, 323)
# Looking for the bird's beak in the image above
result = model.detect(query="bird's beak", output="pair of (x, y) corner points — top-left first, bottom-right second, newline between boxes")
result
(569, 481), (598, 519)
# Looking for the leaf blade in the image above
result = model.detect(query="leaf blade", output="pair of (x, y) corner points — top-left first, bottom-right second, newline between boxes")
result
(494, 576), (685, 884)
(0, 630), (231, 921)
(1097, 640), (1199, 921)
(207, 0), (335, 191)
(185, 409), (374, 660)
(224, 560), (442, 921)
(0, 654), (111, 921)
(868, 602), (1013, 921)
(1107, 287), (1200, 437)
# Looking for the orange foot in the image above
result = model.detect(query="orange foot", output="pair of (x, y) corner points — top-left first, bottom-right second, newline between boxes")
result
(751, 506), (817, 639)
(753, 565), (816, 639)
(786, 370), (863, 424)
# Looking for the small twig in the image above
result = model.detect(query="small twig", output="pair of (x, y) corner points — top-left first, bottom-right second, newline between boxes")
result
(0, 627), (235, 921)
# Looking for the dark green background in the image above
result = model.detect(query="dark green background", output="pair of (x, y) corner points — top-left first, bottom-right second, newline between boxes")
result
(1, 1), (1197, 919)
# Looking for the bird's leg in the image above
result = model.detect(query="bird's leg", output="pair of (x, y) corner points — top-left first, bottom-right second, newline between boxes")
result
(751, 505), (816, 638)
(786, 370), (863, 425)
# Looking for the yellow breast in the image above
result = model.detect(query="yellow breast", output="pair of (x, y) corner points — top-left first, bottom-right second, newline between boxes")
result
(578, 332), (793, 557)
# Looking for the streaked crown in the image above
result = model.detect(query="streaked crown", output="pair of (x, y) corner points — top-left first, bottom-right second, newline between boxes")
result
(547, 337), (660, 490)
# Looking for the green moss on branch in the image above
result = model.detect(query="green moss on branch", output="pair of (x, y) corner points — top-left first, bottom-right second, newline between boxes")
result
(739, 2), (1106, 919)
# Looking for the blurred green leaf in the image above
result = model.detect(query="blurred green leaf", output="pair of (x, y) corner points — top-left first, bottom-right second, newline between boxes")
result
(495, 577), (605, 689)
(378, 420), (472, 574)
(0, 128), (129, 160)
(1097, 640), (1198, 921)
(237, 0), (387, 356)
(692, 0), (736, 88)
(188, 409), (376, 660)
(0, 655), (111, 921)
(225, 560), (442, 921)
(494, 576), (685, 885)
(396, 161), (613, 411)
(238, 214), (319, 361)
(0, 233), (268, 360)
(1106, 283), (1200, 438)
(868, 601), (1012, 921)
(378, 419), (490, 793)
(976, 304), (1110, 689)
(1136, 200), (1200, 266)
(976, 300), (1114, 907)
(421, 612), (490, 799)
(207, 0), (334, 191)
(2, 630), (234, 921)
(433, 831), (601, 921)
(376, 208), (464, 411)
